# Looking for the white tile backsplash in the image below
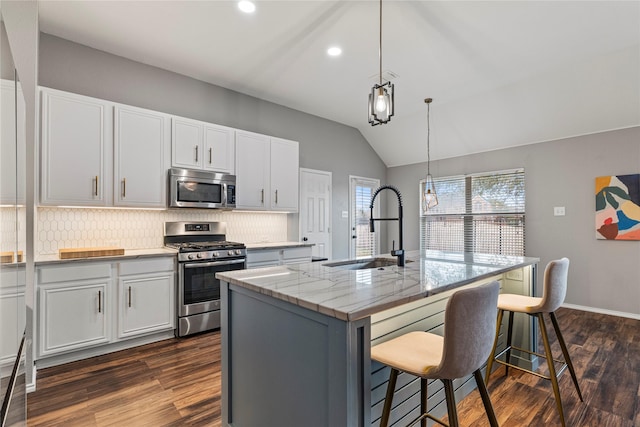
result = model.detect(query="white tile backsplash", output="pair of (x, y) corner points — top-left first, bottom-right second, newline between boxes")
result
(35, 207), (289, 256)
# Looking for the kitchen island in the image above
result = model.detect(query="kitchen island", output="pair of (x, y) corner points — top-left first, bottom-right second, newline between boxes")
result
(217, 250), (539, 427)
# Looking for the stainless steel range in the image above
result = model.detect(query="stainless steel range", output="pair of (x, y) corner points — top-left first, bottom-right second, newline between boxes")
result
(164, 221), (246, 337)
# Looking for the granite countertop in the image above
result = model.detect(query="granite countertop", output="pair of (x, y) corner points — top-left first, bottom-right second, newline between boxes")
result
(35, 247), (177, 265)
(217, 250), (539, 322)
(245, 242), (314, 250)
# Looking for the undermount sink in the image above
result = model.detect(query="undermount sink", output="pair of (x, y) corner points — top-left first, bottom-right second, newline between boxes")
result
(323, 257), (412, 270)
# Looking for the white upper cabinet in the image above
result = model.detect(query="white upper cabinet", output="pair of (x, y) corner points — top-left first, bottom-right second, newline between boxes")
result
(40, 88), (112, 206)
(0, 80), (26, 205)
(172, 116), (235, 174)
(235, 130), (271, 210)
(171, 116), (203, 169)
(270, 137), (299, 211)
(236, 131), (299, 212)
(114, 105), (170, 208)
(203, 123), (235, 174)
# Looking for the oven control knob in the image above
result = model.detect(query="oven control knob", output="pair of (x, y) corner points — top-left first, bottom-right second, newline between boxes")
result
(235, 250), (242, 255)
(197, 253), (202, 259)
(213, 251), (219, 257)
(228, 250), (234, 256)
(188, 254), (194, 260)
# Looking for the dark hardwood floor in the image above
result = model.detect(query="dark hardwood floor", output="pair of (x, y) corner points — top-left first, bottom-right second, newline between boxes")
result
(27, 308), (639, 426)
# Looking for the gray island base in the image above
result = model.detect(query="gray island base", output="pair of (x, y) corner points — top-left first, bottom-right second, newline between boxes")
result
(217, 250), (539, 427)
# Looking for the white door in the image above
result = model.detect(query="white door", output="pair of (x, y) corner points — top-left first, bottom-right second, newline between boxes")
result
(40, 89), (111, 206)
(235, 130), (270, 209)
(203, 123), (235, 174)
(270, 137), (299, 211)
(349, 176), (380, 259)
(114, 105), (169, 208)
(118, 273), (174, 339)
(299, 169), (332, 259)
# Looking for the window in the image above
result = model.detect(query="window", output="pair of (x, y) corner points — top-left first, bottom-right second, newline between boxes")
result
(420, 169), (525, 256)
(350, 176), (380, 259)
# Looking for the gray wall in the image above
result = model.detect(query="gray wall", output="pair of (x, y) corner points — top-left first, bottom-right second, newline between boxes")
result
(388, 126), (640, 316)
(38, 33), (388, 260)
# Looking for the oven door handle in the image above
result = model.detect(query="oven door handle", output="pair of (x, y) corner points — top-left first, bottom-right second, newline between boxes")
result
(183, 259), (246, 269)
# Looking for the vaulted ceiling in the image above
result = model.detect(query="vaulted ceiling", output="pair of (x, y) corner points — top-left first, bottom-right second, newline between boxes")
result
(38, 1), (640, 167)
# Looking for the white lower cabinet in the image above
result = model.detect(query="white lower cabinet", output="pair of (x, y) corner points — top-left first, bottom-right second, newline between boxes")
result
(37, 257), (176, 364)
(0, 266), (26, 368)
(38, 263), (112, 357)
(117, 258), (175, 339)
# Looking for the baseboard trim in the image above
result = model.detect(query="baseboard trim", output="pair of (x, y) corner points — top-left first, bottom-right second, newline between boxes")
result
(562, 303), (640, 320)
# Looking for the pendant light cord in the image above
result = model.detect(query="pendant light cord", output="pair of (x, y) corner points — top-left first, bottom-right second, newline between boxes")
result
(379, 0), (383, 86)
(425, 98), (432, 176)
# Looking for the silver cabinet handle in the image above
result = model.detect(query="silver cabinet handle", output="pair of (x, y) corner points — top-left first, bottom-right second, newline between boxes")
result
(195, 145), (198, 162)
(122, 178), (126, 198)
(128, 286), (132, 308)
(209, 147), (212, 164)
(261, 189), (264, 204)
(98, 290), (102, 313)
(94, 175), (99, 196)
(275, 189), (278, 204)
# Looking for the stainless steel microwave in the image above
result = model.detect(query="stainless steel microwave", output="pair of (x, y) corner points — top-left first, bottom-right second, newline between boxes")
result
(168, 168), (236, 209)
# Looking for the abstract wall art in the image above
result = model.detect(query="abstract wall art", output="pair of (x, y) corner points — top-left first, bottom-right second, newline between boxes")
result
(595, 174), (640, 240)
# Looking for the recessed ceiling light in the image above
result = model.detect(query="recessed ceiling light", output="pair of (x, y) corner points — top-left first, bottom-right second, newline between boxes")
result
(238, 1), (256, 14)
(327, 46), (342, 57)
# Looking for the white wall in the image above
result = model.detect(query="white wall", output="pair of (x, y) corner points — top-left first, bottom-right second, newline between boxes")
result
(388, 126), (640, 317)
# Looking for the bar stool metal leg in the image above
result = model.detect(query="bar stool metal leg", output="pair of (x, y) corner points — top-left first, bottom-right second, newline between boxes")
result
(549, 312), (584, 402)
(538, 313), (567, 427)
(442, 379), (459, 427)
(473, 369), (499, 427)
(380, 368), (399, 427)
(504, 311), (515, 376)
(420, 379), (428, 427)
(485, 309), (504, 383)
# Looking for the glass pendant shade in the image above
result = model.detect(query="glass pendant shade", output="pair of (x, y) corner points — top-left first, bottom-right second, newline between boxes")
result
(368, 81), (394, 126)
(422, 173), (438, 212)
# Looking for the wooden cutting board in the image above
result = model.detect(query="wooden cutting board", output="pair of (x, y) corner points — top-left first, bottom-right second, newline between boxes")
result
(0, 251), (23, 263)
(59, 247), (125, 259)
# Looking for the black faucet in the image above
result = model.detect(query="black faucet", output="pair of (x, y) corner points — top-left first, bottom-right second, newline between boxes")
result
(369, 185), (404, 267)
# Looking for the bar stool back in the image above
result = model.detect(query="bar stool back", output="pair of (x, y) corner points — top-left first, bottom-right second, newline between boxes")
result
(485, 257), (583, 427)
(371, 281), (500, 427)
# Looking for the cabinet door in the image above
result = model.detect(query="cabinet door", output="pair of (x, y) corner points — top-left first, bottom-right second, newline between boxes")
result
(40, 89), (111, 206)
(270, 138), (299, 211)
(118, 272), (174, 339)
(39, 281), (110, 357)
(203, 124), (235, 174)
(0, 291), (25, 366)
(172, 117), (203, 169)
(235, 131), (270, 210)
(0, 80), (25, 204)
(114, 105), (169, 207)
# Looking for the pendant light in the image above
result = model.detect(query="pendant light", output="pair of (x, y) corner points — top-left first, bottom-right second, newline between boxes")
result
(368, 0), (394, 126)
(422, 98), (438, 212)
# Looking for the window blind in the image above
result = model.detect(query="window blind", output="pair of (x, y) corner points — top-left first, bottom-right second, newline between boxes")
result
(420, 169), (525, 256)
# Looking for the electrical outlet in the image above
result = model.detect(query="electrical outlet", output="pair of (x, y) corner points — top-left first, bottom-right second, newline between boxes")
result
(553, 207), (565, 216)
(341, 211), (348, 219)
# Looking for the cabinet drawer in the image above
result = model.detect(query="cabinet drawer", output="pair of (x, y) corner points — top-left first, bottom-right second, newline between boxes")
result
(282, 247), (311, 261)
(246, 249), (280, 264)
(39, 262), (112, 284)
(118, 257), (174, 276)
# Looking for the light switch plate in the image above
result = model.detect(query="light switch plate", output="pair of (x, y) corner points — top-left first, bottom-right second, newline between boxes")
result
(554, 206), (565, 216)
(341, 211), (348, 218)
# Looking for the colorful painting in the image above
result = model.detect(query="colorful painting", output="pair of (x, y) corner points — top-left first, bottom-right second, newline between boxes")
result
(595, 174), (640, 240)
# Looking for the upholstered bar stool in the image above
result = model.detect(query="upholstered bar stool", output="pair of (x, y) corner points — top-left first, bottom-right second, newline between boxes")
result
(371, 281), (500, 427)
(485, 258), (583, 427)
